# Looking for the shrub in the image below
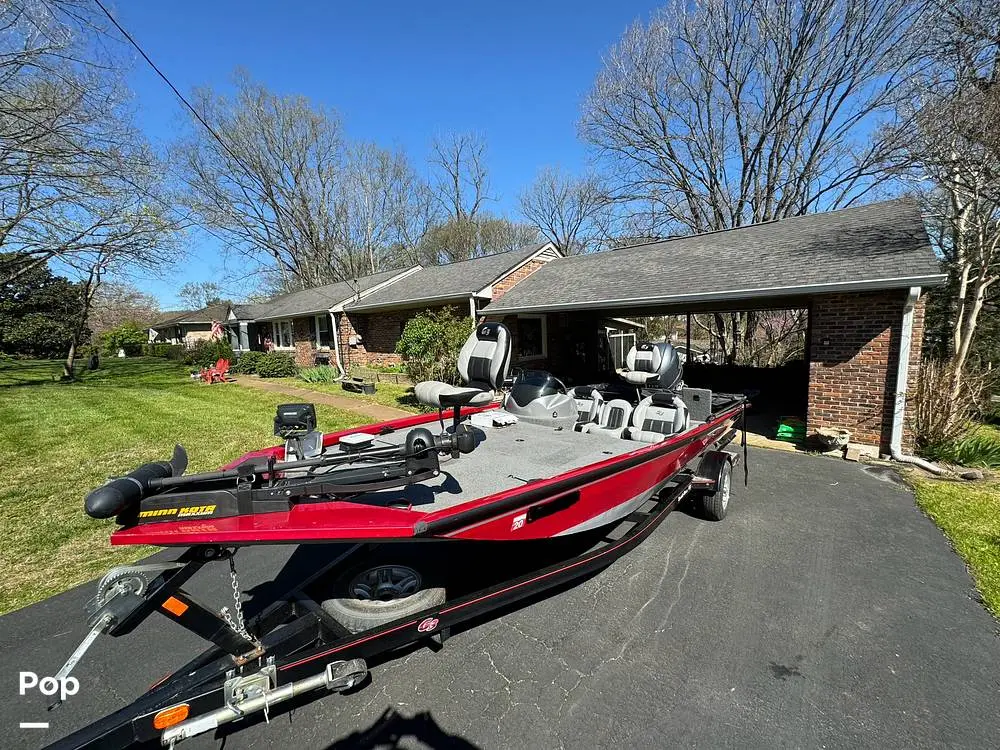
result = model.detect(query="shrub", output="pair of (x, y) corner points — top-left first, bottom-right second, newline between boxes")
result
(911, 359), (996, 453)
(101, 322), (147, 357)
(231, 350), (266, 375)
(164, 345), (188, 362)
(298, 365), (339, 383)
(184, 339), (235, 368)
(395, 308), (474, 385)
(924, 428), (1000, 469)
(256, 351), (298, 378)
(142, 343), (179, 358)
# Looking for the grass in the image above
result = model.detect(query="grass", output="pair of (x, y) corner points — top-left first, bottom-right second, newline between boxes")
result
(912, 474), (1000, 619)
(276, 377), (423, 413)
(0, 357), (368, 615)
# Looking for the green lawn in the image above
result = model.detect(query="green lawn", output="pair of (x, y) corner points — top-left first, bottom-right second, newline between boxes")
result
(0, 357), (368, 614)
(276, 378), (423, 413)
(912, 474), (1000, 618)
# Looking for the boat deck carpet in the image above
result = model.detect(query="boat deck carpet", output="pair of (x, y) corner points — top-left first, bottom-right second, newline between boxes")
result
(325, 417), (637, 513)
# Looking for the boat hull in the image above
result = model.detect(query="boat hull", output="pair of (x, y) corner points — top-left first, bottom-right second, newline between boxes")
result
(109, 403), (743, 547)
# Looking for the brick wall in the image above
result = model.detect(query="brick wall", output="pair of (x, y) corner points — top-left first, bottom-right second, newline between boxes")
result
(492, 259), (545, 301)
(807, 290), (925, 453)
(339, 309), (441, 369)
(292, 316), (315, 367)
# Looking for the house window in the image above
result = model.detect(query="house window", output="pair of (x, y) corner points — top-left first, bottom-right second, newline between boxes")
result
(516, 315), (547, 360)
(314, 315), (333, 349)
(272, 320), (293, 349)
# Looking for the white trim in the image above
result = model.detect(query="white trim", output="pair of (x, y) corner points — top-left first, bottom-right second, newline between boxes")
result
(271, 319), (294, 350)
(253, 266), (424, 322)
(487, 274), (947, 314)
(472, 241), (562, 298)
(329, 265), (423, 313)
(313, 313), (332, 350)
(515, 313), (547, 361)
(607, 317), (646, 330)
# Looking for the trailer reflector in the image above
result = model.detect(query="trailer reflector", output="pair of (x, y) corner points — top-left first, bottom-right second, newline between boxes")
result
(153, 703), (190, 730)
(161, 596), (188, 617)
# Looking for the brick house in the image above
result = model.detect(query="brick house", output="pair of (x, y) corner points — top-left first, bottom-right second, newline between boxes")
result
(339, 243), (562, 369)
(169, 200), (941, 456)
(482, 199), (944, 455)
(214, 242), (563, 369)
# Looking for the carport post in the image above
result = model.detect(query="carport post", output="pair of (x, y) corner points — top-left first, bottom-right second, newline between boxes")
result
(686, 314), (691, 359)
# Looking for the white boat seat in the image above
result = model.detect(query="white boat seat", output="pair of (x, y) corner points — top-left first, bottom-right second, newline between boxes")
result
(415, 322), (510, 409)
(617, 342), (683, 390)
(580, 398), (633, 438)
(569, 385), (604, 424)
(623, 392), (689, 443)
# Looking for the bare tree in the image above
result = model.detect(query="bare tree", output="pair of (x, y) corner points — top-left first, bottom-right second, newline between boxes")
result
(417, 215), (539, 265)
(429, 132), (491, 221)
(519, 167), (609, 253)
(88, 282), (160, 334)
(885, 0), (1000, 382)
(174, 74), (350, 290)
(339, 142), (434, 275)
(0, 0), (179, 285)
(581, 0), (927, 236)
(178, 281), (223, 310)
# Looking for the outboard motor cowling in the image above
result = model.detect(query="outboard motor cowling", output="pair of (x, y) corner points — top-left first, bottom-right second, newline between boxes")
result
(503, 370), (578, 429)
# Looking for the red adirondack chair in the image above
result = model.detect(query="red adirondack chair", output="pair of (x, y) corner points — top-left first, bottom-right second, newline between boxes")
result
(199, 358), (231, 384)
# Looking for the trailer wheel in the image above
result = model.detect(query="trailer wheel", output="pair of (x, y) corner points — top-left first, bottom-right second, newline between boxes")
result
(700, 460), (732, 521)
(321, 563), (446, 633)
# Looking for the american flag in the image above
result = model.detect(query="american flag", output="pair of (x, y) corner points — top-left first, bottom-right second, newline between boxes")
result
(210, 320), (223, 340)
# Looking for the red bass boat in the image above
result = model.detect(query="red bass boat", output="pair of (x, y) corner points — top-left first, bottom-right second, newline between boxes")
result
(49, 323), (747, 749)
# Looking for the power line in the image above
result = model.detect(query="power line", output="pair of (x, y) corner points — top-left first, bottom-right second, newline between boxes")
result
(91, 0), (263, 189)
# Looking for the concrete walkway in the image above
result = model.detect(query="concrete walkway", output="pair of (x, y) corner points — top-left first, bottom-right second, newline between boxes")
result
(233, 375), (413, 422)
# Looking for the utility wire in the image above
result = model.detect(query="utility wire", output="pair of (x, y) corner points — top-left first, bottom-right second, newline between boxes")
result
(91, 0), (262, 188)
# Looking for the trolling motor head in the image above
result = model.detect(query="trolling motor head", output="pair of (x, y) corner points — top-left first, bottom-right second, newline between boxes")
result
(274, 403), (317, 439)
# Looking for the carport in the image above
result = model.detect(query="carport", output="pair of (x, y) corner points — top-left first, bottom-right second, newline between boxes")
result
(484, 199), (945, 454)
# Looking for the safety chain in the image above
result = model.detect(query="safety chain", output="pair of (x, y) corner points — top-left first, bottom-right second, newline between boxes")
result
(221, 554), (262, 648)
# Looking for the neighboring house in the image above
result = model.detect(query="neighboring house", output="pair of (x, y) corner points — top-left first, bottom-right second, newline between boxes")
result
(147, 304), (232, 347)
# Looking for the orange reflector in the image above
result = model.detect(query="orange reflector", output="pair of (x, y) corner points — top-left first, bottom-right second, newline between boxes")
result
(153, 703), (189, 730)
(161, 596), (188, 617)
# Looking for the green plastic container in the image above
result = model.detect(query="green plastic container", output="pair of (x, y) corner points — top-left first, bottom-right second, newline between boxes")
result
(775, 416), (806, 443)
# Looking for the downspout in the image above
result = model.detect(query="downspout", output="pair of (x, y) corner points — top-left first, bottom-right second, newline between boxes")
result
(889, 287), (947, 475)
(330, 311), (346, 379)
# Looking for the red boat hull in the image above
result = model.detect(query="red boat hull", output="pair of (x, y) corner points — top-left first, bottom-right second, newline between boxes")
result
(110, 404), (743, 547)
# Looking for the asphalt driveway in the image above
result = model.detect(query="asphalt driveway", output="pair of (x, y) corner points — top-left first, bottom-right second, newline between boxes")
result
(2, 448), (998, 749)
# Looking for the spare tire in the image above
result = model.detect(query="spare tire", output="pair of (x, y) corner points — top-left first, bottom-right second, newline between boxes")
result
(321, 563), (446, 633)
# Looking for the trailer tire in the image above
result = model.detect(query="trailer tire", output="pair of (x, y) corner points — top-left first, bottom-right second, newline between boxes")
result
(321, 563), (446, 633)
(700, 460), (732, 521)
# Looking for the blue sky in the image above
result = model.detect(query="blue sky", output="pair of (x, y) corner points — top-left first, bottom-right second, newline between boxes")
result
(114, 1), (662, 307)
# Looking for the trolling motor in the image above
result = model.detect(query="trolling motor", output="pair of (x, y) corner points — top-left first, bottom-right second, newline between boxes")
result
(85, 403), (478, 524)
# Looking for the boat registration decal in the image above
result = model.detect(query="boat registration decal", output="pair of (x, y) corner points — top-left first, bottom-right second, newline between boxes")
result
(511, 513), (527, 532)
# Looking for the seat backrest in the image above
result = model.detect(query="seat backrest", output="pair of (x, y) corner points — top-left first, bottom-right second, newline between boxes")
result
(457, 322), (511, 391)
(597, 398), (633, 431)
(570, 385), (604, 423)
(622, 342), (683, 390)
(630, 392), (688, 437)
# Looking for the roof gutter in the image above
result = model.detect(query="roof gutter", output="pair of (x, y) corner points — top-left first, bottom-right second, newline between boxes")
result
(888, 287), (947, 475)
(485, 274), (948, 315)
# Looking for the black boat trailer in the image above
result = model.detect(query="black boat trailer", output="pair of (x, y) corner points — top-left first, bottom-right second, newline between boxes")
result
(47, 444), (743, 750)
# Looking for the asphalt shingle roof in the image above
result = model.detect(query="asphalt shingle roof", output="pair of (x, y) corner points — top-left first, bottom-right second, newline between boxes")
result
(346, 244), (550, 312)
(487, 200), (944, 314)
(252, 268), (409, 320)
